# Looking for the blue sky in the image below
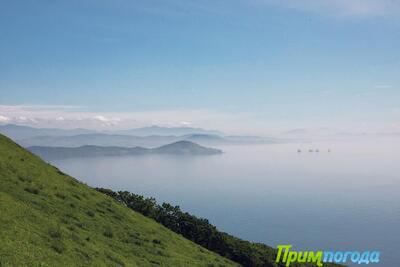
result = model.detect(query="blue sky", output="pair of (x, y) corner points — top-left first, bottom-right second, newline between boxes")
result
(0, 0), (399, 134)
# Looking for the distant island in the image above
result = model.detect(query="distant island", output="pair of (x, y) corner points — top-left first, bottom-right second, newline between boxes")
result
(28, 140), (223, 160)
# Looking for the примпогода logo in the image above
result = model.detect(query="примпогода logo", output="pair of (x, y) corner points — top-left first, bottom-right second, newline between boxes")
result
(276, 245), (380, 266)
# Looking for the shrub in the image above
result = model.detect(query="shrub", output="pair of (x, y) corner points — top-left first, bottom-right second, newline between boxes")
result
(49, 228), (62, 239)
(86, 211), (95, 217)
(152, 239), (161, 245)
(69, 179), (78, 187)
(24, 187), (39, 194)
(51, 241), (65, 253)
(95, 208), (105, 214)
(155, 250), (166, 256)
(55, 192), (66, 199)
(103, 227), (113, 238)
(76, 222), (85, 229)
(65, 213), (79, 221)
(18, 176), (31, 182)
(133, 240), (143, 246)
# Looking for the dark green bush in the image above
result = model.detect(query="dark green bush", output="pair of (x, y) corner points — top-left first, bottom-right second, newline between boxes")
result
(134, 240), (142, 246)
(152, 239), (161, 245)
(55, 192), (66, 199)
(24, 187), (39, 194)
(103, 227), (113, 238)
(57, 169), (66, 175)
(48, 228), (62, 239)
(86, 210), (95, 217)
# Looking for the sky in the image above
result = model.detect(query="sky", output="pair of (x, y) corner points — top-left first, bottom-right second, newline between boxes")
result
(0, 0), (400, 135)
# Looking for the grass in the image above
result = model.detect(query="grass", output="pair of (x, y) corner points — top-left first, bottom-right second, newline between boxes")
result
(0, 134), (238, 267)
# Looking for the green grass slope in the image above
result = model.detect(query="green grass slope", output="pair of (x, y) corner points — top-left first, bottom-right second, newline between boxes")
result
(0, 134), (238, 267)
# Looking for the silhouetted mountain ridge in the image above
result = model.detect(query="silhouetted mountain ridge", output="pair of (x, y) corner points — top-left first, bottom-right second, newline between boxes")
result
(28, 141), (222, 159)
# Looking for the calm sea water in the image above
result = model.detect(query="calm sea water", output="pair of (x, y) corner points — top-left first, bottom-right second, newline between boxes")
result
(50, 138), (399, 266)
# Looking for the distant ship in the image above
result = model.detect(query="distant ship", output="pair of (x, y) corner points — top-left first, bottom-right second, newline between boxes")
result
(297, 149), (330, 153)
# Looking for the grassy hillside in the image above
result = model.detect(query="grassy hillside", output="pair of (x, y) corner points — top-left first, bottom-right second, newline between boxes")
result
(0, 134), (237, 267)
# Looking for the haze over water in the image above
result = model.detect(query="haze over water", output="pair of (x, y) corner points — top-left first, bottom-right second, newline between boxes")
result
(50, 138), (399, 266)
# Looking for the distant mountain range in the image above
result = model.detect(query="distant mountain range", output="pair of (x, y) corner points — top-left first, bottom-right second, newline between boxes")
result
(0, 124), (221, 139)
(0, 124), (284, 147)
(18, 133), (283, 147)
(28, 140), (223, 160)
(113, 125), (223, 136)
(0, 124), (95, 140)
(20, 133), (173, 148)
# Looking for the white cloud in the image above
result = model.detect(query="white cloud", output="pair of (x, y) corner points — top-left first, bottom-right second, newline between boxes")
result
(261, 0), (400, 17)
(0, 105), (255, 134)
(0, 115), (10, 123)
(180, 121), (192, 126)
(93, 115), (110, 122)
(92, 115), (122, 127)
